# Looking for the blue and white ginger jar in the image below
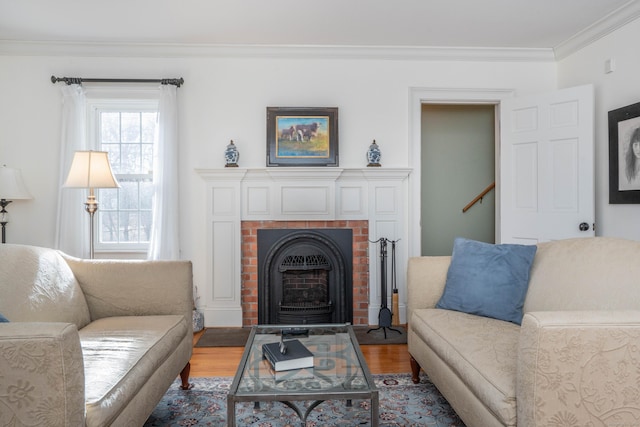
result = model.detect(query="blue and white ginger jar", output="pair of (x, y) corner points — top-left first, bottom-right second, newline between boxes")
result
(225, 140), (239, 167)
(367, 140), (381, 167)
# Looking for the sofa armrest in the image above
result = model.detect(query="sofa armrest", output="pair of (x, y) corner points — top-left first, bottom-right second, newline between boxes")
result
(0, 323), (85, 426)
(406, 256), (451, 325)
(517, 310), (640, 427)
(62, 255), (193, 322)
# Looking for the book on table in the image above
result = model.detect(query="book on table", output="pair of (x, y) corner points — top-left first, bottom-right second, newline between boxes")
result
(263, 360), (315, 382)
(262, 338), (314, 371)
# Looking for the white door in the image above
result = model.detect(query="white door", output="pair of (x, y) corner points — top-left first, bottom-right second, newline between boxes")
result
(499, 84), (595, 244)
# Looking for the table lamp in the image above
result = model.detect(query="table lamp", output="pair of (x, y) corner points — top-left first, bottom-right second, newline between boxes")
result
(63, 151), (120, 258)
(0, 165), (32, 244)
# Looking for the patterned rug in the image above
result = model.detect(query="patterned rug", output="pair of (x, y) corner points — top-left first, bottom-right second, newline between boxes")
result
(144, 373), (466, 426)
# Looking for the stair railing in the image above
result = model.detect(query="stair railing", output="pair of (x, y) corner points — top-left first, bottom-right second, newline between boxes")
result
(462, 182), (495, 213)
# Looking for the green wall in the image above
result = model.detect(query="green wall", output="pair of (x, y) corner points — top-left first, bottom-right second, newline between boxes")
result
(421, 104), (495, 256)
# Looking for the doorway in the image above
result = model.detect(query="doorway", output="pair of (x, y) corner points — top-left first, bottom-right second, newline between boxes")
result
(408, 88), (514, 258)
(421, 104), (496, 255)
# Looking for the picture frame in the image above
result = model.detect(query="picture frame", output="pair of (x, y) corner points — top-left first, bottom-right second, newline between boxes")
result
(266, 107), (338, 167)
(609, 101), (640, 203)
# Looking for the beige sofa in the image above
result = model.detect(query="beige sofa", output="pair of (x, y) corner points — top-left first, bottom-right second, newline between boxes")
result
(0, 244), (193, 426)
(407, 237), (640, 427)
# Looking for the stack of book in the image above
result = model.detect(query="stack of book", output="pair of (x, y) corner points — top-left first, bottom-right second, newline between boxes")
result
(264, 362), (315, 381)
(262, 338), (314, 380)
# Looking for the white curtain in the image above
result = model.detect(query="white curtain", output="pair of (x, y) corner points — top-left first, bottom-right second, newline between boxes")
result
(55, 84), (89, 257)
(147, 84), (180, 260)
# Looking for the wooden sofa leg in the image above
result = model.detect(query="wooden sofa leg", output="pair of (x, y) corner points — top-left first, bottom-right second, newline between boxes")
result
(410, 356), (421, 384)
(180, 362), (192, 390)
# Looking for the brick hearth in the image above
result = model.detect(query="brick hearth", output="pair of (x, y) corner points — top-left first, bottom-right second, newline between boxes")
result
(241, 220), (369, 326)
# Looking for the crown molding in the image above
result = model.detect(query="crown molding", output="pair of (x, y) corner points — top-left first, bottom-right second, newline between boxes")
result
(0, 39), (555, 62)
(554, 0), (640, 60)
(2, 1), (639, 64)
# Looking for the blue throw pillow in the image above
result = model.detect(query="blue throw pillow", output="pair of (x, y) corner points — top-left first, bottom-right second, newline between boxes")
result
(0, 312), (9, 322)
(436, 237), (537, 325)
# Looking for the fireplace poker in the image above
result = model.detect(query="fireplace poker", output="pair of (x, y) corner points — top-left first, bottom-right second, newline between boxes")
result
(367, 237), (401, 338)
(391, 239), (400, 326)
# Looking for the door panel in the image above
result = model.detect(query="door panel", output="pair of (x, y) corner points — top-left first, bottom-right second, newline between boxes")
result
(500, 84), (594, 243)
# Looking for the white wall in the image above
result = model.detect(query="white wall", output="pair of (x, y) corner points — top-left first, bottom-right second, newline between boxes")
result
(0, 49), (556, 309)
(558, 17), (640, 240)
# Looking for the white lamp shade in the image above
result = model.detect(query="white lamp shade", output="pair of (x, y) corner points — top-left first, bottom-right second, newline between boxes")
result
(0, 166), (32, 200)
(64, 151), (120, 189)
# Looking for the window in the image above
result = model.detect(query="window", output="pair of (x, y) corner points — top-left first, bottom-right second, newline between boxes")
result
(89, 100), (158, 252)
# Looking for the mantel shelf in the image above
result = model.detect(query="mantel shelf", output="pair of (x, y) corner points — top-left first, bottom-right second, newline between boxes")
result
(195, 167), (412, 182)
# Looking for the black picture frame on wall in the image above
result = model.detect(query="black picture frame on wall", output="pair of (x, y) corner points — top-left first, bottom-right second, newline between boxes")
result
(266, 107), (338, 167)
(609, 101), (640, 203)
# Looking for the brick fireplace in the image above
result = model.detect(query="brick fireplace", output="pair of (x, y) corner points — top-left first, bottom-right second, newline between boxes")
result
(196, 167), (409, 327)
(241, 220), (369, 326)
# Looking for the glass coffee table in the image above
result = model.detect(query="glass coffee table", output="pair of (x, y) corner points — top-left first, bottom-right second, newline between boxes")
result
(227, 323), (379, 426)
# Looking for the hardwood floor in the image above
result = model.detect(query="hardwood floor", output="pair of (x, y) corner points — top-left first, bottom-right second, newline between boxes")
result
(189, 329), (412, 377)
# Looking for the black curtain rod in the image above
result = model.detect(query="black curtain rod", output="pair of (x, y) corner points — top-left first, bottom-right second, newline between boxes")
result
(50, 75), (184, 87)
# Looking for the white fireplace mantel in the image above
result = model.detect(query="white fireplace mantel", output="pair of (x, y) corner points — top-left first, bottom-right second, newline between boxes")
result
(196, 167), (412, 327)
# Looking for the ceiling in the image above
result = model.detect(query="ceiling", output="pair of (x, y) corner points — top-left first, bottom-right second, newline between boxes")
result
(0, 0), (638, 55)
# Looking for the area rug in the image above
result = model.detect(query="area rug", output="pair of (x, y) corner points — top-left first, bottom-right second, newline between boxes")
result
(145, 373), (465, 426)
(195, 326), (407, 348)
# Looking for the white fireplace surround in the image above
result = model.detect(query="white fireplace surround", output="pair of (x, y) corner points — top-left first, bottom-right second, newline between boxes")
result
(196, 167), (412, 327)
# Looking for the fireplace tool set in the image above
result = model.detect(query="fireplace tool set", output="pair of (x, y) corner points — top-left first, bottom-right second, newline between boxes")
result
(368, 237), (402, 338)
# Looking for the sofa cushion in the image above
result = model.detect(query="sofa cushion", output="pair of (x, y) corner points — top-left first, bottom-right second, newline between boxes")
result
(0, 244), (91, 328)
(80, 315), (188, 426)
(411, 308), (520, 425)
(436, 237), (536, 324)
(525, 237), (640, 312)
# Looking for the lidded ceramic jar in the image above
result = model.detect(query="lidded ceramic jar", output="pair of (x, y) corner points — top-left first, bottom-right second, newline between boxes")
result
(225, 140), (239, 167)
(367, 140), (381, 167)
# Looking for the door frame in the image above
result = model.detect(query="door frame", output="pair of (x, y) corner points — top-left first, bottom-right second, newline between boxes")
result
(408, 87), (514, 258)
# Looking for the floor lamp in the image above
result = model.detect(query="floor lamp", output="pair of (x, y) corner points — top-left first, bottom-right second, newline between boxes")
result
(63, 151), (120, 259)
(0, 165), (32, 244)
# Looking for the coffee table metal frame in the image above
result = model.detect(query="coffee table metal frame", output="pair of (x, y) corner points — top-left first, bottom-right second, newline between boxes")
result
(227, 323), (379, 427)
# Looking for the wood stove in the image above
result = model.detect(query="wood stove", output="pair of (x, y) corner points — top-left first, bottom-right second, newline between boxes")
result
(257, 228), (353, 325)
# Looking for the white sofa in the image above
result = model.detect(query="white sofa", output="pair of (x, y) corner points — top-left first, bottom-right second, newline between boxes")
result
(407, 237), (640, 427)
(0, 244), (193, 426)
